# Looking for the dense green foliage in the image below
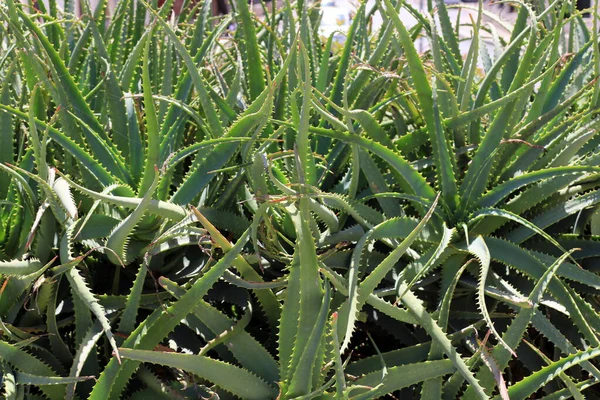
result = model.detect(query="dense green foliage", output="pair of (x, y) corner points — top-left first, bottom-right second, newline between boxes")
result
(1, 0), (600, 398)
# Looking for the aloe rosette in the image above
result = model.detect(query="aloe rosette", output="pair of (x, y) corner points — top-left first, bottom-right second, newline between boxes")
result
(0, 0), (599, 398)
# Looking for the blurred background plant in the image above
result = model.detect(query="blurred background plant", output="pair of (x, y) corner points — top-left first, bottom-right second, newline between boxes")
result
(1, 0), (600, 398)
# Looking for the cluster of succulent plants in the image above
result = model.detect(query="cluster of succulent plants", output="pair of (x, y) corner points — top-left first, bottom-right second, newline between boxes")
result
(1, 0), (600, 398)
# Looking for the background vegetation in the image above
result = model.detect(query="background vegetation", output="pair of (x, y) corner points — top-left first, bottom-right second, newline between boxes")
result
(1, 0), (600, 398)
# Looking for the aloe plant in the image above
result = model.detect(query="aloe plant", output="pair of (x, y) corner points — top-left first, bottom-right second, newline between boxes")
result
(0, 0), (599, 398)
